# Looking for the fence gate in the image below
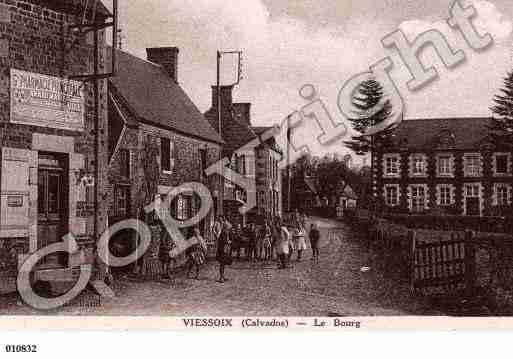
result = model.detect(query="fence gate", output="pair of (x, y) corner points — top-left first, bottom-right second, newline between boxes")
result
(410, 231), (475, 297)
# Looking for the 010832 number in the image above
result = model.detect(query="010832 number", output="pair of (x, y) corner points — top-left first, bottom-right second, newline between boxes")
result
(5, 345), (38, 353)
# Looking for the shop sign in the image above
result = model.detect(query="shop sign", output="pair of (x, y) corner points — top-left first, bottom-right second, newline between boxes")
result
(10, 69), (85, 131)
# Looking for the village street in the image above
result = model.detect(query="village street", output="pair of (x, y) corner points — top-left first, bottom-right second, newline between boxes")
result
(0, 217), (439, 317)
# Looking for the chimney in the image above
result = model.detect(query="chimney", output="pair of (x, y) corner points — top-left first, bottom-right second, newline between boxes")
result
(211, 85), (234, 110)
(146, 47), (179, 83)
(232, 103), (252, 127)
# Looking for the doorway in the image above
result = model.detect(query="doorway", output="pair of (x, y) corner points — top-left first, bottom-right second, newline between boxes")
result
(465, 184), (481, 216)
(37, 152), (69, 269)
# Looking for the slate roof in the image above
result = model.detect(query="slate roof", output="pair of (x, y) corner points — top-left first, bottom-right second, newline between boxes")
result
(109, 50), (224, 144)
(222, 117), (258, 155)
(386, 117), (492, 150)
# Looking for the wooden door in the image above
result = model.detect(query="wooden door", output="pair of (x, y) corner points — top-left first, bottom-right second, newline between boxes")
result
(466, 198), (480, 216)
(37, 154), (68, 269)
(465, 184), (480, 216)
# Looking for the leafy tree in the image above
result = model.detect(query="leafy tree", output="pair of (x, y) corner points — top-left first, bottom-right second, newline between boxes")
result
(316, 158), (347, 203)
(490, 71), (513, 149)
(344, 78), (393, 155)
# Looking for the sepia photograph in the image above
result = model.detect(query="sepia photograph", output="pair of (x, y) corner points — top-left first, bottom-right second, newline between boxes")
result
(1, 0), (513, 335)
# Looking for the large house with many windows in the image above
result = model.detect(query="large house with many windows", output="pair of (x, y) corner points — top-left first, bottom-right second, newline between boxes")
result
(372, 118), (512, 217)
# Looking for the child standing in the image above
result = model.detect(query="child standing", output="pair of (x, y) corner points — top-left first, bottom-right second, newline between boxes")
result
(186, 227), (207, 280)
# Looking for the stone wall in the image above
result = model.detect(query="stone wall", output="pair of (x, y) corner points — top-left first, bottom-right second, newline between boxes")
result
(0, 1), (108, 267)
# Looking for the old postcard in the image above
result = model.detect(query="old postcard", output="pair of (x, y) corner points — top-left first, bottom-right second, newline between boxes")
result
(1, 0), (513, 335)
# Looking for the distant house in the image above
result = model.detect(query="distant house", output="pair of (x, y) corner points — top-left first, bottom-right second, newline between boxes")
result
(287, 176), (321, 213)
(340, 184), (358, 210)
(373, 118), (512, 216)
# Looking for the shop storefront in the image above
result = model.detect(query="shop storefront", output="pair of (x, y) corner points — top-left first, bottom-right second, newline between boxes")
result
(0, 1), (110, 294)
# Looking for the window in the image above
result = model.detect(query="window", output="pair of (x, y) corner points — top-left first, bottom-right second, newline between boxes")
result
(161, 138), (173, 173)
(175, 195), (191, 221)
(411, 186), (426, 213)
(413, 157), (425, 174)
(235, 154), (246, 175)
(495, 154), (510, 175)
(496, 185), (510, 206)
(199, 148), (207, 177)
(119, 149), (130, 178)
(464, 154), (481, 177)
(385, 185), (399, 206)
(241, 155), (246, 175)
(384, 155), (400, 176)
(115, 185), (130, 218)
(268, 156), (271, 179)
(437, 155), (453, 176)
(438, 185), (452, 206)
(465, 184), (480, 198)
(411, 155), (426, 176)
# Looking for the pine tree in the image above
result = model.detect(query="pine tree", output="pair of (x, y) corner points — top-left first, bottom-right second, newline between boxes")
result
(344, 79), (393, 155)
(490, 71), (513, 149)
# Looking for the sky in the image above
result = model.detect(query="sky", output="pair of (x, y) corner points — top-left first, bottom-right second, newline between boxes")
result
(109, 0), (513, 161)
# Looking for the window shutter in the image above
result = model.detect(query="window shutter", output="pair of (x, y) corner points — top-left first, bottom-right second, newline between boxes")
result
(1, 148), (33, 239)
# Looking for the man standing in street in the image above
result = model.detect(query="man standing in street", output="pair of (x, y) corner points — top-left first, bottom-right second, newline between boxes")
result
(309, 223), (320, 262)
(216, 216), (233, 283)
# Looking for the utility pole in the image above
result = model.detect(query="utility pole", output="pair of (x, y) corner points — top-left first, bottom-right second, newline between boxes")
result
(287, 115), (292, 213)
(216, 50), (243, 137)
(215, 50), (243, 217)
(217, 50), (222, 137)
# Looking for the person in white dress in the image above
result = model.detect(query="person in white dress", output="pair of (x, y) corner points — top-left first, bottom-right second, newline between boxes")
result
(293, 223), (307, 261)
(275, 218), (290, 269)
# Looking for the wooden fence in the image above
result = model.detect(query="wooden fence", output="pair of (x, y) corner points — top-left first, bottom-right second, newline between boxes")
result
(410, 230), (475, 297)
(365, 215), (513, 299)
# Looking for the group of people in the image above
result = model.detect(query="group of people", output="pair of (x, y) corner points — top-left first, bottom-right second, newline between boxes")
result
(158, 213), (322, 284)
(212, 215), (322, 282)
(159, 226), (209, 281)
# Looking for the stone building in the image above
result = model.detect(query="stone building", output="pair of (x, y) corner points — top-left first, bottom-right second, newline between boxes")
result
(204, 86), (282, 227)
(252, 126), (283, 222)
(0, 0), (111, 293)
(107, 48), (224, 270)
(373, 118), (513, 217)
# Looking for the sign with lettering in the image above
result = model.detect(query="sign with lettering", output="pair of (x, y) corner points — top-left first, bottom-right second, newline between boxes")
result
(10, 69), (85, 131)
(7, 196), (23, 208)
